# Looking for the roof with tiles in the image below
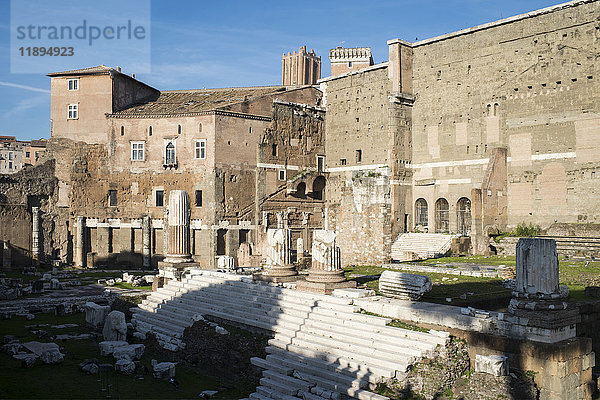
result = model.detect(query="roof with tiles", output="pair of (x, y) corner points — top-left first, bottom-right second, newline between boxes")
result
(46, 65), (116, 77)
(109, 86), (289, 117)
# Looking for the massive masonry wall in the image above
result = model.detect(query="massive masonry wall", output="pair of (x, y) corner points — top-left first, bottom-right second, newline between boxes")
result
(322, 66), (397, 264)
(411, 0), (600, 230)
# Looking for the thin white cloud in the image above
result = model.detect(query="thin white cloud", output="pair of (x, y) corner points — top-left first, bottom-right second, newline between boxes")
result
(0, 81), (50, 94)
(2, 94), (48, 119)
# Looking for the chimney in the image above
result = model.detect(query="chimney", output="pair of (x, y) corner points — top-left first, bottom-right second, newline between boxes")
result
(115, 66), (121, 72)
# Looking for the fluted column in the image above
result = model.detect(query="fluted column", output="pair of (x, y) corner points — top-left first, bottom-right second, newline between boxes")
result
(31, 207), (40, 263)
(76, 216), (85, 267)
(142, 215), (151, 268)
(163, 190), (193, 263)
(306, 229), (345, 283)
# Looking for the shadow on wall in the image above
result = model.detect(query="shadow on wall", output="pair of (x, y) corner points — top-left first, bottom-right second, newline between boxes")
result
(86, 251), (154, 270)
(1, 242), (34, 269)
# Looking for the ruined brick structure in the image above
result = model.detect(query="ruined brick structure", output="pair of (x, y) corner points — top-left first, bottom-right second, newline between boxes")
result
(32, 64), (323, 268)
(3, 0), (600, 268)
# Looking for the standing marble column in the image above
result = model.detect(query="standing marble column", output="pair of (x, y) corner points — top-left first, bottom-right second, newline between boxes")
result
(31, 207), (40, 263)
(297, 229), (355, 294)
(142, 215), (151, 268)
(76, 216), (85, 268)
(162, 207), (169, 256)
(163, 190), (193, 263)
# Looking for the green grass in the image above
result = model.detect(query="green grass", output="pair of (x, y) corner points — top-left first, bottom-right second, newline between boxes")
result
(416, 255), (516, 266)
(112, 282), (152, 290)
(0, 313), (247, 399)
(345, 256), (600, 307)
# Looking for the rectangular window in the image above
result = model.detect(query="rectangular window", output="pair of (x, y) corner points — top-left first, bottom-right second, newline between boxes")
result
(25, 152), (30, 158)
(340, 159), (347, 166)
(68, 78), (79, 91)
(155, 190), (164, 207)
(8, 161), (12, 169)
(131, 141), (145, 161)
(355, 149), (362, 163)
(8, 152), (13, 160)
(272, 144), (277, 157)
(195, 190), (202, 207)
(108, 190), (117, 206)
(278, 169), (286, 181)
(317, 155), (325, 172)
(35, 152), (39, 159)
(195, 139), (206, 159)
(67, 104), (78, 119)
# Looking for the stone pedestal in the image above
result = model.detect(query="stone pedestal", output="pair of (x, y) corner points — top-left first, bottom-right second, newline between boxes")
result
(258, 228), (297, 283)
(508, 238), (576, 343)
(297, 230), (356, 294)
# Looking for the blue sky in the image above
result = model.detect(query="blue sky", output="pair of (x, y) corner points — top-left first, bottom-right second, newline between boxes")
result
(0, 0), (566, 140)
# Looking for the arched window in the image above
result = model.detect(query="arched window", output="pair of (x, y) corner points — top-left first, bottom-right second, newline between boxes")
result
(177, 124), (182, 135)
(148, 126), (153, 136)
(295, 182), (306, 198)
(198, 123), (202, 133)
(312, 176), (326, 200)
(165, 142), (176, 165)
(435, 198), (450, 233)
(120, 126), (124, 136)
(456, 197), (472, 236)
(415, 198), (428, 228)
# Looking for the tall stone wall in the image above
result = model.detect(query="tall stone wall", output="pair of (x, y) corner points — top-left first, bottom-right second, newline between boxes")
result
(411, 0), (600, 230)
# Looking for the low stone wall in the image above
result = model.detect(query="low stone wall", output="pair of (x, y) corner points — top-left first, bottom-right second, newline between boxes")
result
(351, 296), (595, 400)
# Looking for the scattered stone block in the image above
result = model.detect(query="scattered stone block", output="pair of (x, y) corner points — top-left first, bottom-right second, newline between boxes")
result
(133, 332), (146, 340)
(152, 276), (166, 291)
(102, 311), (127, 341)
(84, 302), (111, 328)
(332, 288), (375, 298)
(13, 353), (37, 368)
(215, 326), (229, 335)
(115, 359), (136, 375)
(39, 348), (65, 364)
(153, 361), (176, 379)
(81, 363), (99, 374)
(113, 344), (145, 361)
(475, 354), (509, 376)
(2, 343), (22, 355)
(99, 340), (129, 356)
(379, 270), (432, 300)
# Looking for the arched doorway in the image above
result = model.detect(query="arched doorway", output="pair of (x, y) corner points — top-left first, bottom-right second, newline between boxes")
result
(435, 198), (449, 233)
(312, 176), (326, 200)
(415, 198), (428, 229)
(456, 197), (471, 236)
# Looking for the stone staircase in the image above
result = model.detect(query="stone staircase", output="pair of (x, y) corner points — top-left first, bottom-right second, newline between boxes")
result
(132, 270), (449, 399)
(391, 233), (455, 262)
